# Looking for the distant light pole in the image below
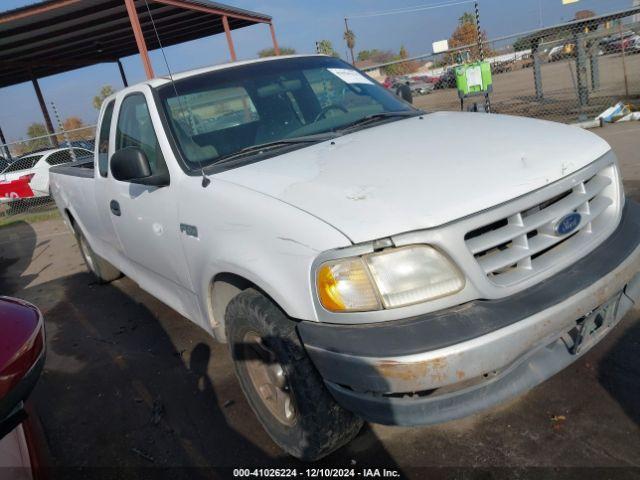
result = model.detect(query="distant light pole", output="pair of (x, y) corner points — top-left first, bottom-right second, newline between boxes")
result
(538, 0), (543, 27)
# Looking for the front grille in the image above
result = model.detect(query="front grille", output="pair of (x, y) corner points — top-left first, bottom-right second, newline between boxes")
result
(465, 163), (618, 286)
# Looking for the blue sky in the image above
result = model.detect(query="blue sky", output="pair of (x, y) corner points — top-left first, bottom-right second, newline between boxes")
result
(0, 0), (634, 142)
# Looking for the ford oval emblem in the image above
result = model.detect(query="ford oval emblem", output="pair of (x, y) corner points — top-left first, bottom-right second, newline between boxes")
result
(554, 212), (582, 236)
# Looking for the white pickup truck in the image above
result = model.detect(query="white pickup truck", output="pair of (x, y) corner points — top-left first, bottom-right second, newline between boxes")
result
(50, 55), (640, 461)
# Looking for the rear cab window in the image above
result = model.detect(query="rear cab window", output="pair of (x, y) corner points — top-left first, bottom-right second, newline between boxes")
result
(97, 101), (115, 177)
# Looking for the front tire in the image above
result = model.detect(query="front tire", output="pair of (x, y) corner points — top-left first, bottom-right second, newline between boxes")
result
(75, 228), (121, 283)
(226, 289), (363, 461)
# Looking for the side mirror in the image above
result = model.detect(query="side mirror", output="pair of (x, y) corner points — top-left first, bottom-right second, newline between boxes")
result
(111, 148), (169, 187)
(111, 147), (152, 182)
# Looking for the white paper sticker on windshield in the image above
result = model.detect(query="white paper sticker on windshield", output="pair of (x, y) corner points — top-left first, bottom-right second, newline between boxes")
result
(328, 68), (374, 85)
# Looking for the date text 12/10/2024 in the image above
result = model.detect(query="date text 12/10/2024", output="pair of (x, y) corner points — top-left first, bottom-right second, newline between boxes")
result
(233, 468), (401, 478)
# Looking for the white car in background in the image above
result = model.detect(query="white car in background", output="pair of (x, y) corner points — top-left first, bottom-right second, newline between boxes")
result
(0, 147), (92, 201)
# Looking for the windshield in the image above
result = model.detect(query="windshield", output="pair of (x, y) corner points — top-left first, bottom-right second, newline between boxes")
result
(157, 56), (415, 170)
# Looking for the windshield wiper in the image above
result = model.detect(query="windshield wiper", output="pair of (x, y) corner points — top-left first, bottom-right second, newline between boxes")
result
(213, 132), (338, 166)
(335, 110), (423, 133)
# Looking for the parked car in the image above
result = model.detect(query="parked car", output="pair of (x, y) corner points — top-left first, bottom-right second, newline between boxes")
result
(548, 43), (575, 62)
(0, 147), (91, 202)
(408, 79), (435, 96)
(381, 77), (394, 89)
(68, 140), (95, 151)
(434, 68), (456, 89)
(491, 60), (514, 74)
(602, 31), (640, 54)
(50, 55), (640, 461)
(612, 33), (640, 53)
(413, 74), (441, 84)
(0, 297), (47, 477)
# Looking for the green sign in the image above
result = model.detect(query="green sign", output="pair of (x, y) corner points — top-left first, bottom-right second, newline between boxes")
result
(455, 61), (493, 99)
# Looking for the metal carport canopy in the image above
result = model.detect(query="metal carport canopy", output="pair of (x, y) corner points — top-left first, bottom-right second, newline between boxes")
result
(0, 0), (276, 89)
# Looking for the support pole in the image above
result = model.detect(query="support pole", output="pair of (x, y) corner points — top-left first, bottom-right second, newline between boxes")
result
(0, 125), (11, 161)
(619, 23), (630, 99)
(117, 59), (129, 87)
(124, 0), (155, 79)
(574, 32), (589, 116)
(532, 39), (544, 100)
(30, 73), (58, 147)
(474, 2), (490, 113)
(222, 15), (237, 61)
(269, 23), (280, 55)
(589, 43), (600, 90)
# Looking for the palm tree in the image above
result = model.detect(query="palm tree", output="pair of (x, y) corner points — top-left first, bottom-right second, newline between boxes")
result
(344, 28), (356, 64)
(459, 12), (475, 26)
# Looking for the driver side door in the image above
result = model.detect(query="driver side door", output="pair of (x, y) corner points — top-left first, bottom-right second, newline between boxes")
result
(106, 89), (195, 319)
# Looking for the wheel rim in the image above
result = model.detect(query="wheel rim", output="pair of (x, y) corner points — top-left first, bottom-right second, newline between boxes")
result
(242, 331), (296, 426)
(79, 236), (96, 273)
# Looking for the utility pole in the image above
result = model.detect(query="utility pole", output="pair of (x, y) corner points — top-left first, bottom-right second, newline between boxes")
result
(344, 17), (355, 64)
(538, 0), (543, 28)
(51, 101), (75, 161)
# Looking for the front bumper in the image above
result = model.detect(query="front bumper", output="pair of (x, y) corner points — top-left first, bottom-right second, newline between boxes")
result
(297, 200), (640, 426)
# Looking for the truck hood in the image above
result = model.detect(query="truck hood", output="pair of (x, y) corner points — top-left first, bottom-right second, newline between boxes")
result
(217, 112), (612, 244)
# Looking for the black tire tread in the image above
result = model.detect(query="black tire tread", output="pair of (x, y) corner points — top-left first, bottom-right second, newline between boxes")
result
(226, 289), (363, 461)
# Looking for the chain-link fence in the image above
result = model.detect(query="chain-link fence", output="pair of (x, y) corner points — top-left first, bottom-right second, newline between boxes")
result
(0, 125), (95, 223)
(3, 7), (640, 224)
(360, 8), (640, 125)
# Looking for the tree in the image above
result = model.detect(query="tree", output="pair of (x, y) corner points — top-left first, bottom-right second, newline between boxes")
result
(61, 117), (87, 141)
(575, 10), (595, 20)
(316, 40), (340, 58)
(26, 122), (51, 151)
(513, 36), (534, 52)
(392, 45), (420, 75)
(446, 11), (492, 64)
(93, 85), (114, 110)
(344, 29), (356, 64)
(258, 46), (296, 57)
(27, 123), (48, 138)
(355, 47), (419, 75)
(357, 49), (384, 62)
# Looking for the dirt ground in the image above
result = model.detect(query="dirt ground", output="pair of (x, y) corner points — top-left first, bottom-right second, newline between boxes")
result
(1, 123), (639, 478)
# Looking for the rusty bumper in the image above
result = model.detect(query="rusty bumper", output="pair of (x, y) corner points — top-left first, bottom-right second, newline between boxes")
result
(298, 201), (640, 426)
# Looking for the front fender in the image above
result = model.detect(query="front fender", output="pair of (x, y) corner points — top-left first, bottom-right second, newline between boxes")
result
(178, 177), (352, 334)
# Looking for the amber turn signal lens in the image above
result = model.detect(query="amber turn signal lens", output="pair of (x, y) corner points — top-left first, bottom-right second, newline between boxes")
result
(316, 259), (381, 312)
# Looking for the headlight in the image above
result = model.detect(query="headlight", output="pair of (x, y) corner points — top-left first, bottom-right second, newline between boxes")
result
(316, 245), (465, 312)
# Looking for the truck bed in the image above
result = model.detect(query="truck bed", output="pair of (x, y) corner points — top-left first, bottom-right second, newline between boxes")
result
(49, 158), (94, 178)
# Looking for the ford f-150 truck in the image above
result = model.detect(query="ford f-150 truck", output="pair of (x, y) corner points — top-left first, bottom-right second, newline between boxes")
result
(50, 55), (640, 461)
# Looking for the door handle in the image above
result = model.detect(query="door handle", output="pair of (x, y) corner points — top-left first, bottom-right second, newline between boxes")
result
(110, 200), (121, 216)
